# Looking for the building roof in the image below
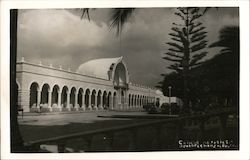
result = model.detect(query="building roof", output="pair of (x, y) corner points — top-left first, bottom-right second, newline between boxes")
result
(77, 57), (123, 80)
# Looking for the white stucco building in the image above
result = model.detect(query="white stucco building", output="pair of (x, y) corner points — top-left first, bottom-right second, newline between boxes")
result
(16, 57), (170, 112)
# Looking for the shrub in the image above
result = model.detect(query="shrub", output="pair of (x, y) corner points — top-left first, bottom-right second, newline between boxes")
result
(161, 103), (180, 115)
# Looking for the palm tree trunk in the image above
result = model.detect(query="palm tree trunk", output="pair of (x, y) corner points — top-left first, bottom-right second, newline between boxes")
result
(10, 9), (24, 152)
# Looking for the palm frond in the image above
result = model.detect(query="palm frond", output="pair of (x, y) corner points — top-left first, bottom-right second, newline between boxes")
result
(109, 8), (135, 36)
(81, 8), (90, 21)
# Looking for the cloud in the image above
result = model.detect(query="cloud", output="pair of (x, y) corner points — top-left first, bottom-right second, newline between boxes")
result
(18, 10), (114, 59)
(17, 8), (239, 87)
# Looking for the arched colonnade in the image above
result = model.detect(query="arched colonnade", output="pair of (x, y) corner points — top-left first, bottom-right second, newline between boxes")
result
(28, 82), (156, 112)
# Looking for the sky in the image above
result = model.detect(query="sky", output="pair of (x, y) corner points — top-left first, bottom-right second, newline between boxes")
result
(17, 8), (239, 87)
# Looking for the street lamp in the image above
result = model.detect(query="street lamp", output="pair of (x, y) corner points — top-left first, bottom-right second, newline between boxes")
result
(168, 86), (172, 115)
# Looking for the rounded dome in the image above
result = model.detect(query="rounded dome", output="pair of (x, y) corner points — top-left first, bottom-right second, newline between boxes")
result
(77, 57), (124, 80)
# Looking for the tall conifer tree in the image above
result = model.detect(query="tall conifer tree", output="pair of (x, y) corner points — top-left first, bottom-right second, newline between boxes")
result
(163, 7), (208, 113)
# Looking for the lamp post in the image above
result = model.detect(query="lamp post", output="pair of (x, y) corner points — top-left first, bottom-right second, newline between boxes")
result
(168, 86), (172, 115)
(148, 88), (150, 105)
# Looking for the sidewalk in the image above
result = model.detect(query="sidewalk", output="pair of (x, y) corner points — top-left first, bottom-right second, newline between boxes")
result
(19, 108), (145, 117)
(18, 110), (148, 126)
(20, 110), (107, 117)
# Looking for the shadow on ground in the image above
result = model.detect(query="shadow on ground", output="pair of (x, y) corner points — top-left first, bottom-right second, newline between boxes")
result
(19, 119), (153, 142)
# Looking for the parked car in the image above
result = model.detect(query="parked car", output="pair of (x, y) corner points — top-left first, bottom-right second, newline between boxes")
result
(143, 103), (161, 114)
(143, 103), (155, 111)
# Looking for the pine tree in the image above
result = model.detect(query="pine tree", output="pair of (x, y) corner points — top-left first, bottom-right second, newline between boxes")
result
(163, 7), (208, 113)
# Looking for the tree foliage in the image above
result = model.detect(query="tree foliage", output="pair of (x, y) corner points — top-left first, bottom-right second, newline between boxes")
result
(210, 26), (239, 54)
(164, 7), (208, 71)
(160, 26), (239, 112)
(163, 7), (208, 112)
(207, 26), (239, 106)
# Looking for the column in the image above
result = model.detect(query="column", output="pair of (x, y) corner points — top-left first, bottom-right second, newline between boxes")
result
(37, 90), (41, 109)
(57, 90), (62, 111)
(66, 91), (70, 111)
(139, 96), (141, 108)
(133, 96), (136, 108)
(141, 97), (144, 108)
(114, 95), (117, 109)
(100, 93), (103, 109)
(136, 97), (138, 108)
(137, 97), (139, 108)
(88, 94), (91, 110)
(118, 89), (122, 109)
(127, 96), (130, 109)
(94, 95), (98, 110)
(131, 96), (133, 109)
(138, 97), (140, 108)
(134, 97), (136, 108)
(18, 89), (30, 112)
(110, 96), (113, 110)
(124, 91), (128, 109)
(74, 91), (78, 111)
(103, 95), (107, 109)
(138, 97), (141, 108)
(128, 96), (131, 109)
(82, 93), (85, 110)
(48, 91), (52, 111)
(17, 89), (22, 107)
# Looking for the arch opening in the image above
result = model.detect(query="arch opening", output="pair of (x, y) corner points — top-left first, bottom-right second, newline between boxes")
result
(61, 86), (68, 108)
(128, 94), (131, 107)
(121, 90), (125, 104)
(78, 88), (83, 107)
(52, 85), (59, 107)
(97, 90), (102, 108)
(41, 84), (50, 106)
(107, 92), (112, 109)
(29, 82), (39, 108)
(91, 90), (96, 107)
(113, 92), (117, 109)
(70, 87), (76, 107)
(113, 63), (128, 88)
(85, 89), (90, 107)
